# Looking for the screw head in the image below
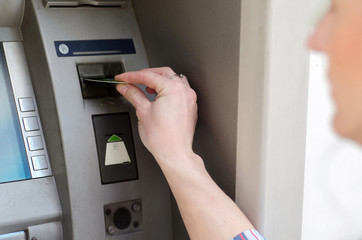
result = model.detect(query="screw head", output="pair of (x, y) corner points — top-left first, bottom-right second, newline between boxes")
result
(133, 221), (140, 228)
(105, 208), (112, 216)
(107, 225), (116, 234)
(132, 203), (141, 212)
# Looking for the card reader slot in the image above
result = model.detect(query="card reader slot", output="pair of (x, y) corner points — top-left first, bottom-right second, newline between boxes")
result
(77, 62), (124, 99)
(45, 0), (127, 8)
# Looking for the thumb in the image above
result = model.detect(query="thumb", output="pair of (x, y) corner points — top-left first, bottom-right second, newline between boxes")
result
(116, 84), (150, 110)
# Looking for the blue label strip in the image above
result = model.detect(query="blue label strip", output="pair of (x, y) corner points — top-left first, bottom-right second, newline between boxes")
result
(54, 39), (136, 57)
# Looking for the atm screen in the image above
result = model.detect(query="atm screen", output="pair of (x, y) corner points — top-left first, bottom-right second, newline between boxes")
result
(0, 45), (31, 183)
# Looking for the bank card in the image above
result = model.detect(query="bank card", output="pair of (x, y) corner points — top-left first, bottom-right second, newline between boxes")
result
(84, 78), (127, 84)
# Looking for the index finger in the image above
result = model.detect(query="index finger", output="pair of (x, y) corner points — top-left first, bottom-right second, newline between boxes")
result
(140, 67), (176, 78)
(115, 70), (168, 91)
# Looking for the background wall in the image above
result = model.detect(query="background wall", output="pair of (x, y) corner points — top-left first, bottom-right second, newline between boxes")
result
(302, 53), (362, 239)
(132, 0), (241, 199)
(132, 1), (242, 239)
(133, 0), (311, 239)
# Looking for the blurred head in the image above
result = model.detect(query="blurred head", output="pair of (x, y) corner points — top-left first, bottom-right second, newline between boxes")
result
(308, 0), (362, 143)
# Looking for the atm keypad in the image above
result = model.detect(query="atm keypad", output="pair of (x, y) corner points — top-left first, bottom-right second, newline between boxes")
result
(16, 95), (51, 178)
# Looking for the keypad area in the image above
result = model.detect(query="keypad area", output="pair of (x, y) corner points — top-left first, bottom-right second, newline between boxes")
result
(17, 97), (51, 175)
(1, 42), (51, 181)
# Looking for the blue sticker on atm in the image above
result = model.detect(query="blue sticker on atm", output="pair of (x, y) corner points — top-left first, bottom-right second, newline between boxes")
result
(54, 39), (136, 57)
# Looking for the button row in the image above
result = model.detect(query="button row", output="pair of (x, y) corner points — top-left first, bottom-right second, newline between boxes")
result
(18, 97), (48, 171)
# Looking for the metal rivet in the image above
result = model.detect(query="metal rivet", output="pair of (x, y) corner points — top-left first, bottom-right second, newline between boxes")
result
(105, 208), (112, 216)
(107, 225), (116, 234)
(132, 203), (141, 212)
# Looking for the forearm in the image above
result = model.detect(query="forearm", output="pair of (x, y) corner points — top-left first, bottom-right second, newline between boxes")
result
(156, 151), (254, 240)
(115, 68), (254, 239)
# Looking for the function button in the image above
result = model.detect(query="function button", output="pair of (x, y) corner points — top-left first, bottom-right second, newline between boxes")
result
(31, 155), (48, 170)
(18, 97), (35, 112)
(23, 117), (40, 132)
(27, 136), (44, 151)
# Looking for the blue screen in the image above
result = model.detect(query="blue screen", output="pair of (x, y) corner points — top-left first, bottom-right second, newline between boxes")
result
(0, 45), (31, 183)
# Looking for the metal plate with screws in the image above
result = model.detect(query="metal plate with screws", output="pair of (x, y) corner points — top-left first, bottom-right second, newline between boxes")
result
(104, 199), (143, 237)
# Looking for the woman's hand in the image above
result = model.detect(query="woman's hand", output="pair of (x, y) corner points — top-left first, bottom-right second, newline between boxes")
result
(116, 67), (254, 240)
(115, 67), (198, 162)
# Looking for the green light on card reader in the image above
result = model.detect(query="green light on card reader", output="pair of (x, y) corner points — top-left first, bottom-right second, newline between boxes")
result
(108, 134), (122, 143)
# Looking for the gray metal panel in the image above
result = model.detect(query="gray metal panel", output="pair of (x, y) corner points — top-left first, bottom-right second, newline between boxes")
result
(0, 0), (24, 28)
(0, 28), (22, 42)
(22, 0), (173, 239)
(0, 0), (24, 41)
(0, 177), (62, 235)
(21, 3), (75, 238)
(28, 222), (63, 240)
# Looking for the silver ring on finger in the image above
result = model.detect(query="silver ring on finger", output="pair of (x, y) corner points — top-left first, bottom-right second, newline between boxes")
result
(169, 73), (185, 79)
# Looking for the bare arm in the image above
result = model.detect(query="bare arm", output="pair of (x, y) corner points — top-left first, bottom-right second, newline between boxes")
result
(115, 67), (254, 240)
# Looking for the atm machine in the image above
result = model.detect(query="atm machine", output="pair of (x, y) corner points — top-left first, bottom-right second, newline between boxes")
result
(0, 0), (311, 239)
(0, 0), (174, 239)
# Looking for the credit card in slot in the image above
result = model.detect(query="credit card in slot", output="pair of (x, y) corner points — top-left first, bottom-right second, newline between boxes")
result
(84, 78), (127, 84)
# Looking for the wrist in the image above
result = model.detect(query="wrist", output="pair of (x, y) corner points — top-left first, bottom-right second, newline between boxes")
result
(154, 149), (205, 173)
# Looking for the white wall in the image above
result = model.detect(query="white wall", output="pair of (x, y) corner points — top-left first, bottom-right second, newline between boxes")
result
(236, 0), (311, 239)
(302, 53), (362, 239)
